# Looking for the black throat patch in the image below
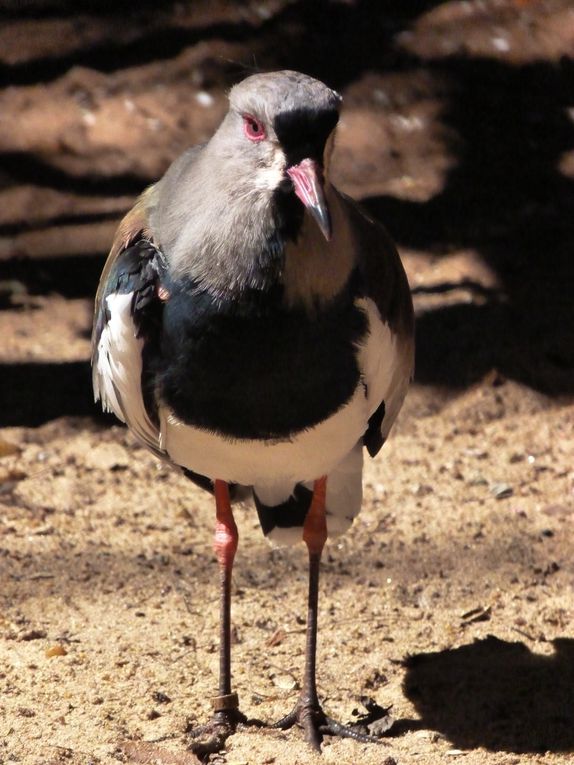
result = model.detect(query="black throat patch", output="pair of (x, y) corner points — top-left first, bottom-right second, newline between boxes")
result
(270, 106), (339, 246)
(273, 107), (339, 167)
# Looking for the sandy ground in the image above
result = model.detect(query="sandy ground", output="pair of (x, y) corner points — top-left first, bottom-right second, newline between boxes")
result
(1, 2), (574, 764)
(2, 282), (574, 765)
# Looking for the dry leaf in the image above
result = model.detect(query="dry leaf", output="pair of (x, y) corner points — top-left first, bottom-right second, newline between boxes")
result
(266, 628), (286, 647)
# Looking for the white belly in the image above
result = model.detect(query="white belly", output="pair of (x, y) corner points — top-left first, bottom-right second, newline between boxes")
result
(159, 383), (369, 486)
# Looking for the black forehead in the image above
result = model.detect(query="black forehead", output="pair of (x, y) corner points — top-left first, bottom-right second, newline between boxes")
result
(273, 107), (339, 151)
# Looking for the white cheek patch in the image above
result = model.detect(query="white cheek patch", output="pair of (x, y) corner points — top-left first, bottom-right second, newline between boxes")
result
(253, 147), (286, 191)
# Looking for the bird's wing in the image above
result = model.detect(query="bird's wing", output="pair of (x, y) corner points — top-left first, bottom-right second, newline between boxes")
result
(91, 187), (167, 456)
(341, 193), (415, 457)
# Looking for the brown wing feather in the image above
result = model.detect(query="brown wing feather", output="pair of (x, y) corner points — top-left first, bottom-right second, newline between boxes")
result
(91, 185), (165, 456)
(92, 185), (156, 354)
(341, 192), (414, 339)
(339, 192), (415, 456)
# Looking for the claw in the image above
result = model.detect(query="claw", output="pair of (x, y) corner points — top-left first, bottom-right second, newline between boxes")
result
(187, 708), (263, 760)
(322, 716), (385, 744)
(272, 696), (389, 750)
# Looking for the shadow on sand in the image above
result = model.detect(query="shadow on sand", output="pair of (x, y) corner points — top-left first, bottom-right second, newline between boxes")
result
(399, 635), (574, 753)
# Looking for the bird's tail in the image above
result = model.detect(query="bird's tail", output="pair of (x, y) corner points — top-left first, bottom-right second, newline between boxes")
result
(252, 444), (363, 546)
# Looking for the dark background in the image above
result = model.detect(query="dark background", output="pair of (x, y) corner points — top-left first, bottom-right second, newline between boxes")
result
(1, 0), (573, 417)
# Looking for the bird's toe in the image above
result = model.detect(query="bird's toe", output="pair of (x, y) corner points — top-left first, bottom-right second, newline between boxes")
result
(187, 705), (264, 759)
(272, 696), (392, 750)
(187, 708), (242, 758)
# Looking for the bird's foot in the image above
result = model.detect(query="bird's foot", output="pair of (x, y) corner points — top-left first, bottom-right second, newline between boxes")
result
(187, 710), (242, 760)
(187, 693), (263, 759)
(272, 695), (393, 751)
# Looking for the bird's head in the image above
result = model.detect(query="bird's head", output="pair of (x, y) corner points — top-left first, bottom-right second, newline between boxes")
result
(214, 70), (342, 241)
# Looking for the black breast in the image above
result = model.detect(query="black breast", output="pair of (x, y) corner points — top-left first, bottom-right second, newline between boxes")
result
(157, 276), (367, 440)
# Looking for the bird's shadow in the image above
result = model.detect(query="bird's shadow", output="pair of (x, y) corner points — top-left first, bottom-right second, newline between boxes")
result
(398, 635), (574, 753)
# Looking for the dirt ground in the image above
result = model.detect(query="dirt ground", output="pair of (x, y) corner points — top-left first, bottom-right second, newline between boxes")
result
(1, 2), (574, 765)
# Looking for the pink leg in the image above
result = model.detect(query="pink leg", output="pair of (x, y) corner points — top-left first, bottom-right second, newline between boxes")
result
(213, 479), (238, 704)
(189, 480), (247, 757)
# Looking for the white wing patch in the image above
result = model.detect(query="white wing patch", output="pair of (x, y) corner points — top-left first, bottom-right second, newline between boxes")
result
(323, 442), (364, 536)
(356, 297), (410, 441)
(93, 292), (161, 453)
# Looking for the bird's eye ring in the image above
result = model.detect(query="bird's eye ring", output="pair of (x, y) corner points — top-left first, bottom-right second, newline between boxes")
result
(243, 114), (266, 142)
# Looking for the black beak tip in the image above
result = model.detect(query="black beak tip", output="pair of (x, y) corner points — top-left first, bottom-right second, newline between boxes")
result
(313, 203), (332, 241)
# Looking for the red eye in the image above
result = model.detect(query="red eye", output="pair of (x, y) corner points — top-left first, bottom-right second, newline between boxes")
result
(243, 114), (265, 142)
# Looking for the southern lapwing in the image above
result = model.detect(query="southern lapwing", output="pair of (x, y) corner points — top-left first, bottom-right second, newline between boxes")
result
(92, 70), (414, 753)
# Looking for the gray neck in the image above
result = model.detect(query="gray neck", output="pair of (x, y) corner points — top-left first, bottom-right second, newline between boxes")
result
(154, 145), (288, 297)
(151, 142), (353, 305)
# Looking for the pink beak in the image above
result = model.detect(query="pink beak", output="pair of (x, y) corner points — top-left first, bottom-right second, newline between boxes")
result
(286, 158), (332, 241)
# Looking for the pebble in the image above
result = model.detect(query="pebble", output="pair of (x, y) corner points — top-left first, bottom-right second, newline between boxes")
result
(492, 36), (510, 52)
(543, 504), (573, 517)
(151, 691), (171, 704)
(0, 438), (19, 458)
(490, 482), (513, 499)
(45, 644), (67, 658)
(84, 443), (129, 471)
(196, 91), (214, 108)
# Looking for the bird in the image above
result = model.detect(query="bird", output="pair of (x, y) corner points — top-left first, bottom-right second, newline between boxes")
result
(91, 70), (414, 754)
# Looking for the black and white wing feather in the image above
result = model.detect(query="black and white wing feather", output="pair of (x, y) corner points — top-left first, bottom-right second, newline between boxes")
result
(91, 199), (167, 456)
(343, 194), (415, 458)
